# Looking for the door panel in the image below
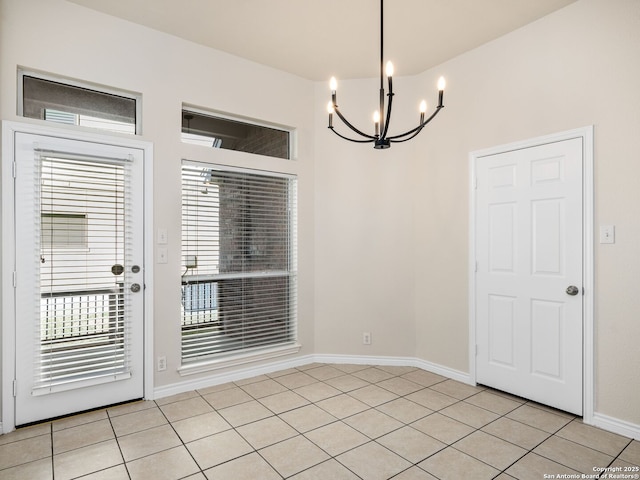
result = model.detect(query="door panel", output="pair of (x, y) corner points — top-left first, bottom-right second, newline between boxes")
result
(532, 199), (564, 275)
(13, 132), (144, 425)
(530, 299), (563, 379)
(488, 294), (516, 367)
(475, 138), (583, 415)
(489, 203), (516, 272)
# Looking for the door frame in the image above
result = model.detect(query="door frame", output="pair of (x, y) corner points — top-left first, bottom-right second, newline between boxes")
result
(1, 121), (154, 433)
(468, 126), (594, 423)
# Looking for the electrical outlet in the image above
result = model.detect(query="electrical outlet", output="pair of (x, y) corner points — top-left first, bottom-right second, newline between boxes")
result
(157, 356), (167, 372)
(157, 247), (168, 264)
(363, 332), (371, 345)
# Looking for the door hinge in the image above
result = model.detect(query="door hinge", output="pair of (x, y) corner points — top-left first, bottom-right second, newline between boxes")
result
(13, 379), (17, 397)
(473, 176), (478, 189)
(475, 261), (478, 273)
(12, 161), (16, 179)
(13, 271), (17, 288)
(475, 344), (479, 356)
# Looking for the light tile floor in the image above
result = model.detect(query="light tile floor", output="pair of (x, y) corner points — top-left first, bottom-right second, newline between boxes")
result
(1, 363), (638, 479)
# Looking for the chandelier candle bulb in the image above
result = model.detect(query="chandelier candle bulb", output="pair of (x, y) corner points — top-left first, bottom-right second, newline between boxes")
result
(419, 100), (427, 124)
(437, 76), (446, 107)
(330, 77), (337, 103)
(327, 102), (334, 128)
(385, 61), (394, 78)
(373, 111), (380, 136)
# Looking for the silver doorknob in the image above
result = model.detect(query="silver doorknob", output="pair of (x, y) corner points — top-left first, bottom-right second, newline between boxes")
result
(566, 285), (579, 296)
(131, 283), (141, 293)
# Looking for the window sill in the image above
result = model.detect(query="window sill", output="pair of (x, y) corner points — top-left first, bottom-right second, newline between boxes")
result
(177, 343), (302, 377)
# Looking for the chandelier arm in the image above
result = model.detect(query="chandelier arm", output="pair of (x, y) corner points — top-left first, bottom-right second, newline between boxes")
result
(328, 126), (375, 144)
(333, 106), (377, 140)
(386, 105), (443, 141)
(380, 92), (394, 140)
(388, 127), (424, 144)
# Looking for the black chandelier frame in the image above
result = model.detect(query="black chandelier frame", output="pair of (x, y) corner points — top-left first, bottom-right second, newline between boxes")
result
(327, 0), (445, 149)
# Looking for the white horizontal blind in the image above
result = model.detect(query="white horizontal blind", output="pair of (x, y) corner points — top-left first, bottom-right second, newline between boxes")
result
(181, 162), (297, 363)
(35, 152), (132, 392)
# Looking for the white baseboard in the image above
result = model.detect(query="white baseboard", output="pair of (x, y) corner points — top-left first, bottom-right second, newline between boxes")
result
(3, 352), (636, 444)
(314, 354), (473, 385)
(411, 358), (473, 385)
(591, 411), (640, 441)
(153, 353), (472, 401)
(151, 353), (639, 443)
(153, 354), (314, 400)
(312, 353), (415, 368)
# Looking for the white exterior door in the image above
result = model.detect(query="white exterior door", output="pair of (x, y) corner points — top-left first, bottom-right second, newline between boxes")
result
(12, 131), (145, 425)
(474, 137), (583, 415)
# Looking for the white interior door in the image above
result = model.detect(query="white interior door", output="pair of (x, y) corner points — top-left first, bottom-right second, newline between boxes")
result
(13, 132), (145, 425)
(475, 137), (583, 415)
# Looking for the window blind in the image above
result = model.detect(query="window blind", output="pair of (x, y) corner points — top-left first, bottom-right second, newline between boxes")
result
(35, 152), (133, 392)
(181, 162), (297, 363)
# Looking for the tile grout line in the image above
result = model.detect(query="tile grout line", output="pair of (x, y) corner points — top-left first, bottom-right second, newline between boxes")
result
(599, 437), (635, 480)
(211, 367), (533, 479)
(154, 396), (207, 478)
(105, 406), (133, 480)
(49, 422), (56, 480)
(3, 364), (637, 480)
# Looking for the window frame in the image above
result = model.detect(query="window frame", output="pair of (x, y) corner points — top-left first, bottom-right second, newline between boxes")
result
(18, 69), (142, 135)
(181, 104), (296, 160)
(178, 161), (299, 374)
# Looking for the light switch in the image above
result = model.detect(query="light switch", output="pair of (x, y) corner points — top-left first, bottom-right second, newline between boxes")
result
(157, 228), (168, 245)
(599, 225), (615, 244)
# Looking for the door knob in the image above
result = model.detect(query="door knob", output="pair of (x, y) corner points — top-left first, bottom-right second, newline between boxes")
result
(131, 283), (141, 293)
(566, 285), (580, 296)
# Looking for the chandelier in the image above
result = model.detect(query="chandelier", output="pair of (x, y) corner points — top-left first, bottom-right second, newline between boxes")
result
(327, 0), (445, 149)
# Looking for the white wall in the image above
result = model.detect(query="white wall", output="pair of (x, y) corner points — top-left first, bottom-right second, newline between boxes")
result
(315, 0), (640, 428)
(0, 0), (316, 415)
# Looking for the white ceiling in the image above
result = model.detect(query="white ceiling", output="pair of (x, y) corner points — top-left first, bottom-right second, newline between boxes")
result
(68, 0), (577, 81)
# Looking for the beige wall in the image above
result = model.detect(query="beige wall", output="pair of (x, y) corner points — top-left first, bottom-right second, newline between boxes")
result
(0, 0), (316, 409)
(315, 0), (640, 427)
(413, 0), (640, 425)
(1, 0), (639, 431)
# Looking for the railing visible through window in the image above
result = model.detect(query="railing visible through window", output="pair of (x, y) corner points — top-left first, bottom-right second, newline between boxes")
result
(37, 152), (131, 389)
(181, 162), (297, 363)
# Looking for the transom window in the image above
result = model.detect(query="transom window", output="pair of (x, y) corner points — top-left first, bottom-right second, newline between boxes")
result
(181, 109), (291, 160)
(19, 71), (139, 135)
